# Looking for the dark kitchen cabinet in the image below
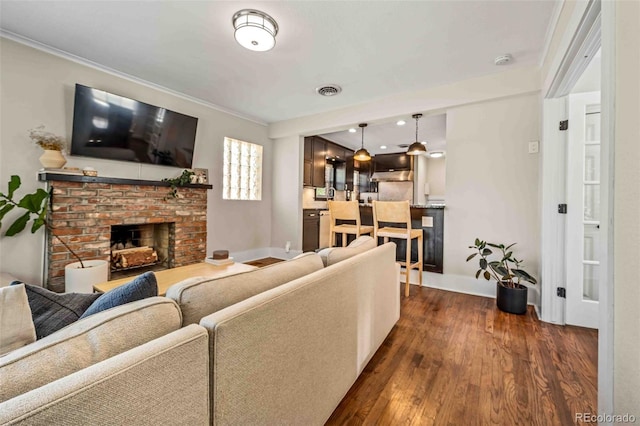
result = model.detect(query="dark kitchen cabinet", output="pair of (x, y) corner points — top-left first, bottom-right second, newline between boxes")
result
(312, 138), (326, 187)
(373, 153), (413, 172)
(303, 137), (313, 187)
(303, 137), (327, 188)
(302, 209), (320, 252)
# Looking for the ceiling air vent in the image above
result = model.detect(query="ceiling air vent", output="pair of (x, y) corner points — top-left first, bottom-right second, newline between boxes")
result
(316, 84), (342, 97)
(397, 144), (410, 148)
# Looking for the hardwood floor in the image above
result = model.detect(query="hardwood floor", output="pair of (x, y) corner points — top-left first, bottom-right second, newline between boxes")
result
(244, 257), (285, 268)
(327, 286), (598, 425)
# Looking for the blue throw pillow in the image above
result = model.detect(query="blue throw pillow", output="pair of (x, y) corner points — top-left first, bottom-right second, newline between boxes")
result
(11, 282), (101, 339)
(80, 271), (158, 318)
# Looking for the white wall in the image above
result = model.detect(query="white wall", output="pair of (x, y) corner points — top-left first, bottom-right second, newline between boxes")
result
(426, 157), (446, 200)
(0, 38), (271, 285)
(444, 93), (541, 302)
(613, 0), (640, 415)
(270, 135), (303, 251)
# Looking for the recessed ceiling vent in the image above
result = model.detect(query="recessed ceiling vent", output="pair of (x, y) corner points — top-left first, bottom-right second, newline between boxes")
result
(316, 84), (342, 97)
(397, 144), (410, 148)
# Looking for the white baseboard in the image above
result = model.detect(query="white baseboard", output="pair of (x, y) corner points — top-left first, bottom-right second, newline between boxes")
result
(229, 247), (303, 263)
(404, 269), (539, 306)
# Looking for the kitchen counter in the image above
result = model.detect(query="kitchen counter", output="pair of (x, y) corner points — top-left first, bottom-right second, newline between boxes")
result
(358, 203), (445, 209)
(357, 204), (444, 273)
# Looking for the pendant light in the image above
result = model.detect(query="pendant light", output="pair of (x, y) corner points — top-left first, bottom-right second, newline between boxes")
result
(406, 113), (427, 155)
(353, 123), (371, 161)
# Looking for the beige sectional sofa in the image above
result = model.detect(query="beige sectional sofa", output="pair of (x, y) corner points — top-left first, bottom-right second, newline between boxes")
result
(0, 239), (400, 425)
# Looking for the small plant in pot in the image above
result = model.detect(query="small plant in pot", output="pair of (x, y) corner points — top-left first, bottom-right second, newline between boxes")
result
(0, 175), (108, 292)
(466, 238), (537, 315)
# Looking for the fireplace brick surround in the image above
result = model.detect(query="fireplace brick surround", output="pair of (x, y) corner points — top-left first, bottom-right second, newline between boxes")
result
(41, 174), (210, 292)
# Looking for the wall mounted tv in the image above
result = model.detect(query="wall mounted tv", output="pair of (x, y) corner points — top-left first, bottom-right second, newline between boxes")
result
(71, 84), (198, 168)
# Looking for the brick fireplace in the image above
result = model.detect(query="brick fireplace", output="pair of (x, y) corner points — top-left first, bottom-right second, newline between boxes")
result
(41, 174), (210, 292)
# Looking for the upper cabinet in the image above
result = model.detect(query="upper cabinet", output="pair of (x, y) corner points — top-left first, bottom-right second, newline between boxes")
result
(373, 153), (413, 172)
(303, 137), (353, 190)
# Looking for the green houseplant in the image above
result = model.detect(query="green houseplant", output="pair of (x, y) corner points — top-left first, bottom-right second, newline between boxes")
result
(466, 238), (537, 314)
(0, 175), (111, 292)
(0, 175), (84, 267)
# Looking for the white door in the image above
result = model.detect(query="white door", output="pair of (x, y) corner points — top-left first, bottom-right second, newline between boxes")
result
(565, 92), (601, 329)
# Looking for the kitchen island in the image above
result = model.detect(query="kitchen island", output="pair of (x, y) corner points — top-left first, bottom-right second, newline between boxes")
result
(356, 204), (444, 273)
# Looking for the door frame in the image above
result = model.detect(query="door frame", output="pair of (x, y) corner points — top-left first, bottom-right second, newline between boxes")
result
(540, 0), (615, 415)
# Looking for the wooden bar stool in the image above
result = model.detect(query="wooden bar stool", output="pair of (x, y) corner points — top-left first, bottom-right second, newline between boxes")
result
(372, 200), (423, 297)
(328, 201), (374, 247)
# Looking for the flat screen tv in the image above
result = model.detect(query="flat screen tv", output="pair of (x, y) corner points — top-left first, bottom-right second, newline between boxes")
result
(71, 84), (198, 168)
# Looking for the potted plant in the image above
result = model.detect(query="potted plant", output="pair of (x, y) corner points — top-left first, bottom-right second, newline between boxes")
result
(466, 238), (537, 314)
(30, 125), (67, 169)
(0, 175), (107, 292)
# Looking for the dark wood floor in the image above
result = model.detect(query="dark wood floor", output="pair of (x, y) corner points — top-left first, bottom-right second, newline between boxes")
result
(244, 257), (285, 268)
(327, 286), (598, 425)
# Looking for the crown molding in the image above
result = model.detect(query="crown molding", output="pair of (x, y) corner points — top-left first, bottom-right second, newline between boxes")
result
(0, 30), (268, 127)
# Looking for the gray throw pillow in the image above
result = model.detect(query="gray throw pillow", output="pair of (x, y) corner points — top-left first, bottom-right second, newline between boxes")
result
(11, 282), (101, 339)
(80, 271), (158, 319)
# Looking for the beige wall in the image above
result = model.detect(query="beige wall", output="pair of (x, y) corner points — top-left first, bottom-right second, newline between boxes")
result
(0, 38), (272, 285)
(444, 93), (540, 282)
(426, 157), (446, 200)
(613, 0), (640, 415)
(270, 135), (303, 251)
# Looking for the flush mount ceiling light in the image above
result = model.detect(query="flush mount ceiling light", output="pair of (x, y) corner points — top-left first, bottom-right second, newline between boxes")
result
(353, 123), (371, 162)
(396, 120), (406, 126)
(232, 9), (278, 52)
(406, 114), (427, 156)
(429, 151), (445, 158)
(348, 128), (357, 133)
(380, 145), (387, 150)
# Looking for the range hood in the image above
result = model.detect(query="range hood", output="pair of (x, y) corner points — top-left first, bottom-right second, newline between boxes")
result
(370, 170), (414, 182)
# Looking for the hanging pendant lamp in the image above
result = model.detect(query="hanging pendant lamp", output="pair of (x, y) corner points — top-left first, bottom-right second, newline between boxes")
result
(353, 123), (371, 161)
(406, 113), (427, 155)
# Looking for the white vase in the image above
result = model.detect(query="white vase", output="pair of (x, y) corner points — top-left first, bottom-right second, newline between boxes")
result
(65, 259), (109, 293)
(39, 149), (67, 169)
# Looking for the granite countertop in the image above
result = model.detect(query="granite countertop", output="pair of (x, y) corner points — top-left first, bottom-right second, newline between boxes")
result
(358, 203), (446, 209)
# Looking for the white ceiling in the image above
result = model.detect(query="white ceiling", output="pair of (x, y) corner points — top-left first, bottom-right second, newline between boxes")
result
(320, 113), (447, 156)
(0, 1), (557, 131)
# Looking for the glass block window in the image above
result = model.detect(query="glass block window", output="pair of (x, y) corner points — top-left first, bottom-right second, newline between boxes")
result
(223, 137), (263, 200)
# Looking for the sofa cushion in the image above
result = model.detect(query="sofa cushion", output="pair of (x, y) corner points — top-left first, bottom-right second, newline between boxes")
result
(13, 282), (101, 339)
(317, 236), (377, 266)
(0, 296), (182, 403)
(0, 284), (36, 356)
(81, 271), (158, 318)
(166, 252), (324, 326)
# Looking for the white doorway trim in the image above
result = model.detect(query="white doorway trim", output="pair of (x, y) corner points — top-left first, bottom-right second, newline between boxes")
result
(541, 0), (615, 416)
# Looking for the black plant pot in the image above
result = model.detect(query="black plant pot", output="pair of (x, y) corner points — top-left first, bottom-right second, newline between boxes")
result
(496, 282), (528, 315)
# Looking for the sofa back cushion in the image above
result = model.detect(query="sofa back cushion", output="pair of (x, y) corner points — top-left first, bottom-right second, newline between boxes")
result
(0, 297), (182, 402)
(317, 235), (377, 266)
(166, 252), (324, 326)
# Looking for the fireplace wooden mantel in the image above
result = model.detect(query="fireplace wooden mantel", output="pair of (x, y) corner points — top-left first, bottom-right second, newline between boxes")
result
(40, 172), (210, 292)
(38, 172), (213, 189)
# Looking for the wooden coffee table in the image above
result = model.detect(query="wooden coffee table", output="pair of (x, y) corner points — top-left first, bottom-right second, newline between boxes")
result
(93, 262), (257, 296)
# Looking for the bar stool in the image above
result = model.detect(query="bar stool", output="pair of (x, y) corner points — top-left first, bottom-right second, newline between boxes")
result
(328, 200), (374, 247)
(372, 200), (423, 297)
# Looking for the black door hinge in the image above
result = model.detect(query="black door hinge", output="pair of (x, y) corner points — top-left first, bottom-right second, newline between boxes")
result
(558, 204), (567, 214)
(559, 120), (569, 131)
(557, 287), (566, 298)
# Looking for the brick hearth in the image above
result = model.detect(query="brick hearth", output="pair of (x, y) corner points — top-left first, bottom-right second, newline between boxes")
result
(44, 176), (208, 292)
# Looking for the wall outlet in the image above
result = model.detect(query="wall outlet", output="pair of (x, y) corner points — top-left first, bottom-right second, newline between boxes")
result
(285, 241), (291, 253)
(528, 141), (539, 154)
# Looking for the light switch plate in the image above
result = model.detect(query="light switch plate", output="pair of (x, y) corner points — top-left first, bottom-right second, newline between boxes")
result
(528, 141), (539, 154)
